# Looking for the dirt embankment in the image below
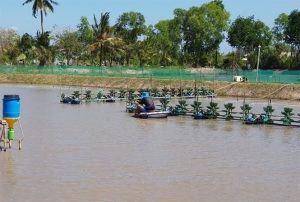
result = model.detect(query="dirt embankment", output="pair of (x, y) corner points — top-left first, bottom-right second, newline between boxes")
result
(0, 74), (299, 100)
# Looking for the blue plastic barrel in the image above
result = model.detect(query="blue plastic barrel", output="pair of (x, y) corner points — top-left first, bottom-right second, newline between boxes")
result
(3, 95), (20, 118)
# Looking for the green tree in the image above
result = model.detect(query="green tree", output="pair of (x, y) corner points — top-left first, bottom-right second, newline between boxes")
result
(35, 31), (52, 66)
(116, 12), (146, 43)
(284, 10), (300, 69)
(90, 12), (116, 66)
(263, 13), (290, 69)
(228, 16), (272, 52)
(272, 13), (290, 62)
(77, 17), (95, 65)
(77, 16), (95, 46)
(285, 10), (300, 49)
(17, 33), (36, 64)
(115, 12), (147, 66)
(175, 1), (230, 67)
(273, 13), (289, 44)
(153, 20), (181, 66)
(135, 38), (156, 67)
(18, 33), (35, 52)
(227, 16), (272, 68)
(0, 28), (20, 64)
(22, 0), (59, 34)
(52, 27), (82, 65)
(0, 28), (17, 51)
(104, 37), (125, 67)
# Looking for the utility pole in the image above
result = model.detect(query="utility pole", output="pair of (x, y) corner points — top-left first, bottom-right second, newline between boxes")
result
(256, 45), (261, 82)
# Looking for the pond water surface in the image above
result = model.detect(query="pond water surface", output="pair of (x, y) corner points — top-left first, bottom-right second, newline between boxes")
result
(0, 85), (300, 202)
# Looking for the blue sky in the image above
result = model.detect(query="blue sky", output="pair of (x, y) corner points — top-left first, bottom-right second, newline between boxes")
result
(0, 0), (298, 53)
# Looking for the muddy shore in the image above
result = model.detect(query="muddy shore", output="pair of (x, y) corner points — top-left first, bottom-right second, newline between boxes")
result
(0, 74), (299, 100)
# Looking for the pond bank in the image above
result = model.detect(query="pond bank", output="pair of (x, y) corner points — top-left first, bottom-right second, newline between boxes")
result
(0, 74), (299, 100)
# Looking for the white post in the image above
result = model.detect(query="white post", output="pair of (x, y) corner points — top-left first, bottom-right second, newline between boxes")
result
(256, 45), (261, 82)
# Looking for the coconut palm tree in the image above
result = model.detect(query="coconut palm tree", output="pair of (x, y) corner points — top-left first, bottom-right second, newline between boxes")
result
(22, 0), (59, 34)
(104, 37), (125, 66)
(90, 12), (115, 66)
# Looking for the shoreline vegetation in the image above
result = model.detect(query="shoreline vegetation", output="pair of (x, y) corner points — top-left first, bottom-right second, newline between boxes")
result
(0, 74), (299, 101)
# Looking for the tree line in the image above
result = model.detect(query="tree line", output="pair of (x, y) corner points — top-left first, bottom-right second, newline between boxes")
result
(0, 0), (299, 69)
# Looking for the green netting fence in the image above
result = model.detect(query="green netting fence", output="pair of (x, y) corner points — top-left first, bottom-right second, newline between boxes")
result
(0, 65), (299, 84)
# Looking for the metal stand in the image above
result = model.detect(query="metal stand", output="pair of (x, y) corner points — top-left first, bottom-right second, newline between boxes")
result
(0, 120), (22, 151)
(0, 120), (11, 151)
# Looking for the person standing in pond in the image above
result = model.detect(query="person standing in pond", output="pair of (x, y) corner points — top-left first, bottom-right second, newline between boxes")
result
(136, 92), (155, 114)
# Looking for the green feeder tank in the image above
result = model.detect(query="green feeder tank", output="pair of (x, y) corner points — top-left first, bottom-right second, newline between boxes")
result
(8, 128), (14, 140)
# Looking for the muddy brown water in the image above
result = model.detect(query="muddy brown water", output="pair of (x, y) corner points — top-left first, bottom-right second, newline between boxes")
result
(0, 85), (300, 202)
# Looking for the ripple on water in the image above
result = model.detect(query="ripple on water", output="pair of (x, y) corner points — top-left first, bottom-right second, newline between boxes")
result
(0, 85), (300, 201)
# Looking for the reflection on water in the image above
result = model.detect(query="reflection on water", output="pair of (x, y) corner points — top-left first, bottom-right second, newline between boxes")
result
(0, 85), (300, 202)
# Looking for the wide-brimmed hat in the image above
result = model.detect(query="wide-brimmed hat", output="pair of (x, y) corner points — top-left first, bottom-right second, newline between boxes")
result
(141, 92), (151, 98)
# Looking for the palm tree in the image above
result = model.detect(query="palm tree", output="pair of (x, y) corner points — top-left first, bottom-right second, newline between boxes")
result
(22, 0), (59, 34)
(35, 31), (52, 66)
(90, 12), (118, 66)
(104, 37), (125, 66)
(135, 38), (156, 67)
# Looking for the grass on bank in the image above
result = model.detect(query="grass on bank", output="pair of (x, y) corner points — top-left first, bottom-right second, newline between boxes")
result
(0, 74), (299, 100)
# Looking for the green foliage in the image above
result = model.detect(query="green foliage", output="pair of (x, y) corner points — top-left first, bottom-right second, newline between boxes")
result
(175, 1), (230, 66)
(109, 89), (116, 97)
(22, 0), (59, 33)
(260, 48), (290, 69)
(153, 20), (180, 66)
(281, 107), (294, 125)
(262, 105), (275, 124)
(227, 15), (274, 69)
(284, 10), (300, 47)
(170, 88), (177, 96)
(194, 87), (200, 96)
(72, 90), (81, 98)
(126, 92), (137, 112)
(52, 28), (82, 65)
(200, 86), (208, 96)
(84, 90), (92, 100)
(96, 90), (104, 99)
(191, 101), (203, 114)
(135, 37), (156, 67)
(114, 12), (147, 66)
(127, 89), (135, 97)
(91, 12), (118, 66)
(177, 87), (185, 96)
(18, 33), (35, 52)
(186, 87), (193, 96)
(158, 98), (170, 111)
(3, 2), (299, 69)
(206, 102), (220, 119)
(0, 54), (10, 64)
(161, 87), (169, 96)
(284, 10), (300, 69)
(17, 33), (37, 64)
(118, 89), (127, 98)
(115, 12), (146, 43)
(272, 13), (289, 44)
(240, 103), (252, 121)
(227, 16), (272, 53)
(173, 100), (189, 115)
(151, 88), (160, 97)
(137, 88), (144, 96)
(77, 16), (95, 46)
(223, 103), (235, 120)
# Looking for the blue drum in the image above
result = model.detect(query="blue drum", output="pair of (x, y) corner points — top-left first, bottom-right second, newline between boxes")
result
(3, 95), (20, 118)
